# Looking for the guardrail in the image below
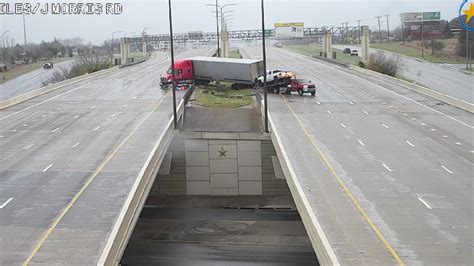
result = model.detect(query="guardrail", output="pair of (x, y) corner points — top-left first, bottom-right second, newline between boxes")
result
(97, 93), (189, 266)
(348, 65), (474, 113)
(260, 98), (340, 266)
(0, 66), (118, 110)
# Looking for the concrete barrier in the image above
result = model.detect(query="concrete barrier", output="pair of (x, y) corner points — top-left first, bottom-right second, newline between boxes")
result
(349, 65), (474, 113)
(97, 98), (186, 266)
(0, 66), (118, 110)
(261, 99), (340, 266)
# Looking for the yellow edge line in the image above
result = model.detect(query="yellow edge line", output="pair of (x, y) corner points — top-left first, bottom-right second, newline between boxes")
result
(23, 91), (171, 265)
(281, 96), (404, 266)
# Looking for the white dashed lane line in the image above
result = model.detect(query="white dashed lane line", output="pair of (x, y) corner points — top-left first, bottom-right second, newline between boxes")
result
(51, 128), (59, 133)
(417, 197), (433, 210)
(72, 142), (81, 148)
(43, 164), (53, 172)
(357, 139), (365, 147)
(94, 126), (101, 131)
(0, 198), (13, 209)
(441, 165), (454, 174)
(327, 110), (332, 114)
(405, 140), (415, 147)
(382, 163), (393, 172)
(363, 111), (369, 115)
(340, 123), (347, 128)
(24, 144), (34, 150)
(381, 123), (390, 129)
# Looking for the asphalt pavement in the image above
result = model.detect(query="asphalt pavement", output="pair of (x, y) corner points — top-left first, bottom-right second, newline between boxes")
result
(0, 60), (76, 101)
(332, 44), (474, 104)
(0, 48), (212, 265)
(242, 46), (473, 265)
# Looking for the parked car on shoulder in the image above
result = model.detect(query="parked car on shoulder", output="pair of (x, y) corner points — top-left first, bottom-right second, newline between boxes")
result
(43, 62), (54, 69)
(286, 79), (316, 96)
(343, 48), (351, 54)
(350, 50), (359, 56)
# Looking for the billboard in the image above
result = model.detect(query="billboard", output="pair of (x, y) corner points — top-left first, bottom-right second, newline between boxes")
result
(402, 12), (441, 23)
(274, 22), (304, 39)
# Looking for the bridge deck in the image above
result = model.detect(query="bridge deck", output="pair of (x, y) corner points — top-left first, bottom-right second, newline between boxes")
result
(243, 47), (473, 265)
(0, 49), (210, 264)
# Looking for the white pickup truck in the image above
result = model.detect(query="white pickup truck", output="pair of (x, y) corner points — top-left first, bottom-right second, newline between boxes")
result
(256, 69), (295, 87)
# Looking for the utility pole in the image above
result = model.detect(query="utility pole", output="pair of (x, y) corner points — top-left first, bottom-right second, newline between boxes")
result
(215, 0), (220, 57)
(261, 0), (268, 133)
(385, 14), (390, 42)
(421, 21), (424, 58)
(376, 16), (382, 43)
(400, 14), (405, 44)
(357, 19), (361, 44)
(167, 0), (177, 128)
(466, 29), (469, 71)
(23, 13), (27, 47)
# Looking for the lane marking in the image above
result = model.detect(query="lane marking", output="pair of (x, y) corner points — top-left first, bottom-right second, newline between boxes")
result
(420, 123), (426, 126)
(90, 105), (96, 109)
(23, 90), (172, 265)
(442, 135), (449, 138)
(73, 115), (79, 119)
(134, 96), (138, 99)
(340, 123), (347, 128)
(382, 123), (390, 129)
(357, 139), (366, 147)
(405, 140), (415, 147)
(43, 164), (53, 172)
(0, 198), (13, 209)
(72, 142), (80, 148)
(441, 165), (453, 174)
(327, 110), (332, 114)
(455, 142), (462, 146)
(24, 144), (34, 150)
(363, 111), (369, 115)
(50, 128), (59, 133)
(23, 124), (28, 127)
(0, 135), (4, 138)
(417, 197), (432, 210)
(349, 101), (354, 105)
(281, 96), (404, 265)
(411, 117), (417, 121)
(431, 128), (436, 132)
(123, 105), (128, 108)
(382, 163), (393, 172)
(111, 113), (116, 118)
(0, 84), (88, 122)
(316, 101), (321, 105)
(94, 126), (101, 131)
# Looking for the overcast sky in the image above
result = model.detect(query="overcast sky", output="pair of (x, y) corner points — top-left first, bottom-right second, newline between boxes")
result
(0, 0), (463, 45)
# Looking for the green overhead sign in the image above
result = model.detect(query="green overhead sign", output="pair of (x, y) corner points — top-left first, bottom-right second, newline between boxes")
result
(423, 12), (441, 21)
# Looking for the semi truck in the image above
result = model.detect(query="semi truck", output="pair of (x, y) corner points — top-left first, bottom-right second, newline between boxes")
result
(160, 56), (264, 90)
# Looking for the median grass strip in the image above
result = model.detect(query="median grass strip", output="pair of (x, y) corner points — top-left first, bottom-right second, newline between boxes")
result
(195, 83), (253, 108)
(228, 49), (242, 59)
(285, 45), (361, 66)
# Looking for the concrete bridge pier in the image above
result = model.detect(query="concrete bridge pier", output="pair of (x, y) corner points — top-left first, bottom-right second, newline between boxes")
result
(322, 33), (332, 58)
(120, 37), (131, 64)
(361, 25), (370, 63)
(142, 42), (147, 57)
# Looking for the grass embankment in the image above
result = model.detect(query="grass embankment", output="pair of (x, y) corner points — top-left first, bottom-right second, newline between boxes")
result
(228, 49), (242, 59)
(195, 82), (253, 108)
(285, 45), (360, 66)
(0, 57), (72, 84)
(371, 41), (466, 64)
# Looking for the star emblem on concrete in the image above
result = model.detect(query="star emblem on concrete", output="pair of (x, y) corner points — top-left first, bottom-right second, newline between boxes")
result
(218, 146), (227, 158)
(464, 2), (474, 24)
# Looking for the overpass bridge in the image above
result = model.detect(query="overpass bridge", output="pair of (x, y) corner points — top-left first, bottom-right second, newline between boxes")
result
(0, 47), (472, 265)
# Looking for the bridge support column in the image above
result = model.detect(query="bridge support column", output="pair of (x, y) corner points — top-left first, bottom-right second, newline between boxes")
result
(361, 25), (370, 63)
(142, 42), (147, 56)
(221, 31), (229, 58)
(120, 38), (130, 64)
(322, 33), (332, 58)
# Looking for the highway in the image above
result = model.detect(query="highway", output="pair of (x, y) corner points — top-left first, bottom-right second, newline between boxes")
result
(242, 47), (473, 265)
(0, 48), (211, 264)
(333, 44), (474, 104)
(0, 60), (76, 101)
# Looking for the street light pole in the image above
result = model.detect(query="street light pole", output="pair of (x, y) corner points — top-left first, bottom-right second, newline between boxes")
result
(466, 29), (469, 71)
(168, 0), (177, 128)
(261, 0), (268, 133)
(23, 13), (27, 47)
(215, 0), (220, 57)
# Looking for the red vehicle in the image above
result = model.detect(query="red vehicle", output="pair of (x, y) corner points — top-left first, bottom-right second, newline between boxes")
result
(286, 79), (316, 96)
(160, 60), (195, 89)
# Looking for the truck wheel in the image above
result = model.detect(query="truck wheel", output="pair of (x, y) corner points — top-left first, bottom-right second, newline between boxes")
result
(311, 91), (316, 96)
(298, 89), (303, 96)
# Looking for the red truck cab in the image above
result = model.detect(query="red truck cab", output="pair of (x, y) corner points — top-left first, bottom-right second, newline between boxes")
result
(287, 79), (316, 96)
(161, 60), (194, 88)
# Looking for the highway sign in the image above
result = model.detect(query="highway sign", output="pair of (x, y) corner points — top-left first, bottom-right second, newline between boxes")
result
(423, 12), (441, 21)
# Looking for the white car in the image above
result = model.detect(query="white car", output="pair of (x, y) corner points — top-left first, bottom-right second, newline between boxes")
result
(350, 50), (359, 56)
(257, 69), (295, 86)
